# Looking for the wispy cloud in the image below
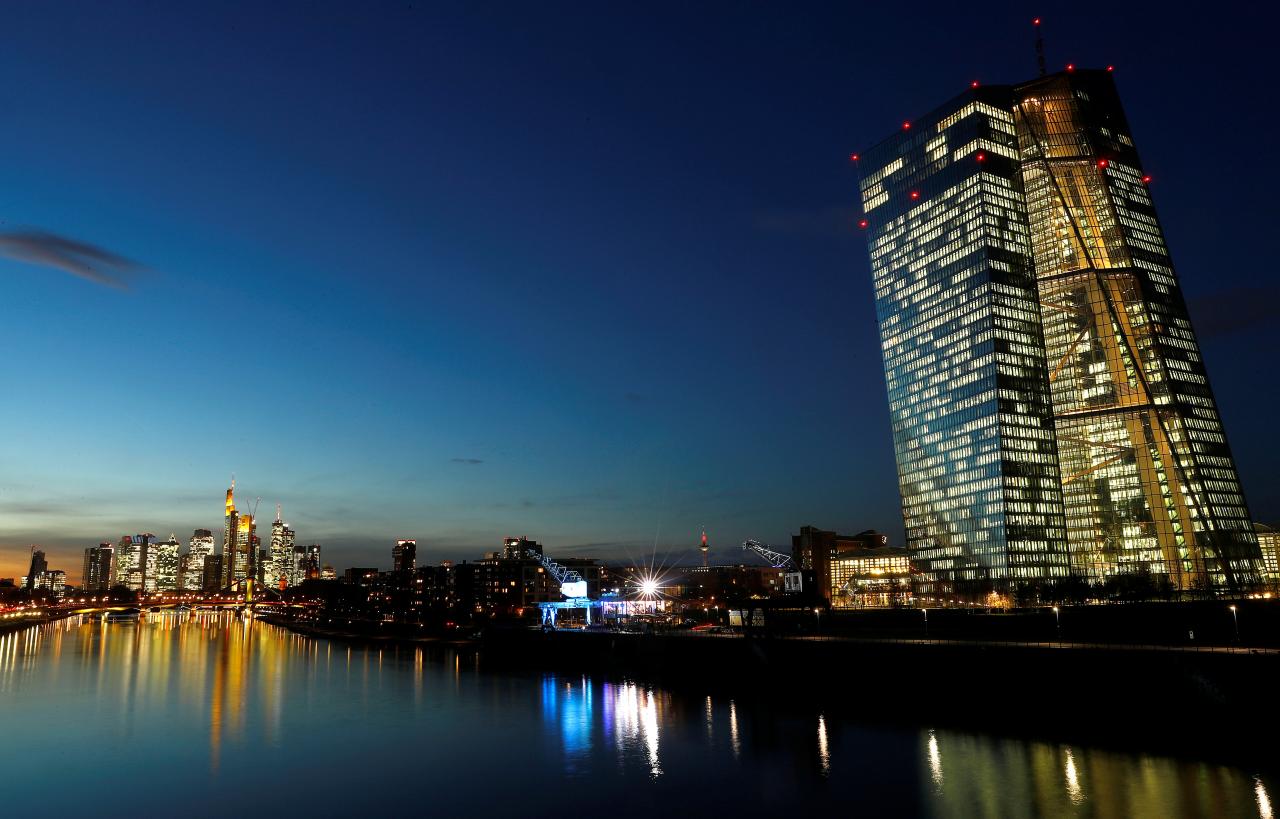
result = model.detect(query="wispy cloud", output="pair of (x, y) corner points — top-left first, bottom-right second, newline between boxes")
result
(450, 457), (484, 465)
(0, 229), (141, 289)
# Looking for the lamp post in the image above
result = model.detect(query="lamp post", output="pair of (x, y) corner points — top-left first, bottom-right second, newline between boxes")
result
(1052, 605), (1061, 641)
(1229, 604), (1239, 643)
(813, 607), (822, 633)
(922, 607), (929, 639)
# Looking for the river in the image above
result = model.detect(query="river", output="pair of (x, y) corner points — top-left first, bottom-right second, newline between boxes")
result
(0, 613), (1273, 817)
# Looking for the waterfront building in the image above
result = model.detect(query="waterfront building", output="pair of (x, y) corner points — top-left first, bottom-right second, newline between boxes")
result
(180, 530), (215, 591)
(302, 544), (322, 580)
(25, 549), (48, 590)
(202, 555), (224, 593)
(221, 481), (257, 590)
(1256, 524), (1280, 586)
(82, 543), (114, 593)
(320, 565), (336, 581)
(33, 569), (66, 598)
(152, 535), (181, 591)
(112, 535), (135, 588)
(269, 507), (297, 588)
(858, 69), (1260, 594)
(393, 539), (417, 574)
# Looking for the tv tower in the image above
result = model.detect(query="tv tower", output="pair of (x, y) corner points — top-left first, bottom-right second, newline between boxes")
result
(700, 530), (709, 568)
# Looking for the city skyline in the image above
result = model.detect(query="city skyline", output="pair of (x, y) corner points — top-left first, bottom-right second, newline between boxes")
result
(3, 6), (1278, 581)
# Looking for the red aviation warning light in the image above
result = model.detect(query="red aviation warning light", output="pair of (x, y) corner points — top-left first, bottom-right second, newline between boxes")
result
(858, 218), (869, 229)
(902, 121), (911, 130)
(975, 152), (987, 162)
(1107, 65), (1115, 72)
(1066, 63), (1076, 72)
(909, 191), (921, 200)
(1033, 17), (1041, 25)
(1097, 158), (1110, 169)
(1142, 175), (1152, 183)
(849, 152), (860, 162)
(971, 80), (980, 89)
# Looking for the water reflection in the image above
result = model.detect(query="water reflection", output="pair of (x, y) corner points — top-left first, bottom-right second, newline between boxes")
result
(0, 617), (1276, 818)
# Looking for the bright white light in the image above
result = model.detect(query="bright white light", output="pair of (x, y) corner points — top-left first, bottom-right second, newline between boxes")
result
(640, 579), (659, 597)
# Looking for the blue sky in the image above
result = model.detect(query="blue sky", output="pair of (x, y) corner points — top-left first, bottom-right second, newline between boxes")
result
(2, 2), (1276, 579)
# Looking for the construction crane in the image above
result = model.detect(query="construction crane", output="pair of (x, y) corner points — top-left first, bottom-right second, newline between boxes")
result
(525, 548), (588, 598)
(742, 539), (793, 569)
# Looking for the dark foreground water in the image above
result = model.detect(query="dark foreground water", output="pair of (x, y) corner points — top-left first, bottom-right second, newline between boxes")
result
(0, 615), (1274, 818)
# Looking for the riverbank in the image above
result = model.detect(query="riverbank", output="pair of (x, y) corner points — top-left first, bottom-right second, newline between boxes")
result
(262, 614), (1280, 746)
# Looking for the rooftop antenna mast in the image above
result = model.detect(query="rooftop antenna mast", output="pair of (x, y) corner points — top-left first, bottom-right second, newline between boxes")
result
(1034, 17), (1047, 76)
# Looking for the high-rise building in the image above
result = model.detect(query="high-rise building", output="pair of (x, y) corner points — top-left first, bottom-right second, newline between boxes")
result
(25, 549), (48, 590)
(112, 535), (135, 588)
(301, 544), (322, 580)
(269, 506), (297, 588)
(82, 543), (114, 593)
(290, 544), (307, 586)
(858, 68), (1260, 594)
(180, 529), (215, 591)
(202, 555), (224, 593)
(152, 534), (181, 591)
(1256, 524), (1280, 586)
(393, 539), (417, 574)
(221, 481), (257, 590)
(112, 534), (157, 592)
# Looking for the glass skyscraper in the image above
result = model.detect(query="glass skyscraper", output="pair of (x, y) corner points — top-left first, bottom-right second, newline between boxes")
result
(859, 70), (1260, 594)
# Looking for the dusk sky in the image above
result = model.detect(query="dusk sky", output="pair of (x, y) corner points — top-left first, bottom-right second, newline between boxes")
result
(3, 2), (1276, 580)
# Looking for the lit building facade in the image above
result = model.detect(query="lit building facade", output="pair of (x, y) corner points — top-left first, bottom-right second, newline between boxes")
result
(269, 507), (297, 588)
(859, 87), (1068, 594)
(1256, 524), (1280, 586)
(221, 482), (257, 590)
(82, 543), (114, 593)
(180, 529), (215, 591)
(393, 539), (417, 574)
(25, 550), (48, 590)
(152, 534), (181, 591)
(1012, 70), (1258, 591)
(859, 70), (1261, 594)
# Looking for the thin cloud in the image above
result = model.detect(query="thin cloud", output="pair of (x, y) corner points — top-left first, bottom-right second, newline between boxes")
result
(450, 458), (484, 465)
(0, 229), (141, 289)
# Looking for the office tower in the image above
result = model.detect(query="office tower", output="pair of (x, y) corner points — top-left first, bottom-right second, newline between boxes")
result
(25, 549), (48, 590)
(202, 555), (224, 593)
(393, 539), (417, 574)
(858, 69), (1260, 594)
(269, 506), (297, 587)
(82, 543), (114, 593)
(181, 529), (215, 591)
(152, 535), (180, 591)
(221, 481), (257, 589)
(302, 544), (322, 580)
(1012, 70), (1257, 591)
(110, 534), (156, 592)
(859, 85), (1068, 594)
(113, 536), (135, 588)
(290, 544), (307, 586)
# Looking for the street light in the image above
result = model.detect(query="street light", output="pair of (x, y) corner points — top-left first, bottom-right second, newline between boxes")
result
(1052, 605), (1061, 640)
(922, 607), (929, 639)
(813, 607), (822, 632)
(1229, 604), (1239, 643)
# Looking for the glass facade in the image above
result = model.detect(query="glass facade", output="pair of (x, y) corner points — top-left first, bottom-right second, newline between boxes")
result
(859, 87), (1068, 594)
(860, 71), (1262, 595)
(1014, 71), (1259, 591)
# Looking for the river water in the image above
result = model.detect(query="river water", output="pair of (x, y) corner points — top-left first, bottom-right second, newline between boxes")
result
(0, 614), (1273, 817)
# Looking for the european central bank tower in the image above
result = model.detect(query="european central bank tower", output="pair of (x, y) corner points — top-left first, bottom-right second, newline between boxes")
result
(858, 69), (1260, 595)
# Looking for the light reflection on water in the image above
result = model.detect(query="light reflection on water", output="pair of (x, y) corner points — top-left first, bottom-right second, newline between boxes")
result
(0, 616), (1274, 818)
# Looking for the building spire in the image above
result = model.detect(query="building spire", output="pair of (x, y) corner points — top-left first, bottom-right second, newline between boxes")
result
(1034, 17), (1047, 76)
(276, 503), (282, 524)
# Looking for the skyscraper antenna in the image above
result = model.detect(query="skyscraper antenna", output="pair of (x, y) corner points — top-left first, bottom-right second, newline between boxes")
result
(1034, 17), (1047, 76)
